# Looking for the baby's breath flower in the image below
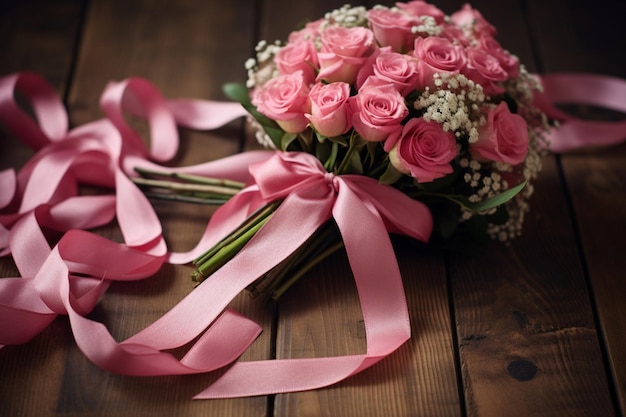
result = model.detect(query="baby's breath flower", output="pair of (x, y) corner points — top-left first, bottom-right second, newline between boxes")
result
(247, 116), (277, 149)
(246, 40), (281, 88)
(322, 5), (368, 29)
(412, 15), (443, 36)
(414, 73), (486, 144)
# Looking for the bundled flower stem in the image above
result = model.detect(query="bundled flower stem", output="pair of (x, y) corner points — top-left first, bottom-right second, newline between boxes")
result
(132, 167), (244, 204)
(247, 220), (344, 300)
(191, 200), (282, 283)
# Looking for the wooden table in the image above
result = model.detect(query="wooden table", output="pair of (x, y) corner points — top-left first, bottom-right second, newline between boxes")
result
(1, 0), (624, 416)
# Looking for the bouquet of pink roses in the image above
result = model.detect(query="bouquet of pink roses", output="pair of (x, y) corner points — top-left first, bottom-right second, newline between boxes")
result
(12, 0), (626, 401)
(157, 1), (548, 295)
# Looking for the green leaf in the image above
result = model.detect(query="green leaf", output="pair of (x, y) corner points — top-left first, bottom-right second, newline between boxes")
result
(222, 82), (250, 104)
(348, 150), (363, 174)
(327, 135), (348, 147)
(379, 163), (404, 185)
(466, 180), (527, 212)
(365, 142), (379, 169)
(322, 141), (339, 171)
(281, 132), (298, 150)
(265, 126), (287, 149)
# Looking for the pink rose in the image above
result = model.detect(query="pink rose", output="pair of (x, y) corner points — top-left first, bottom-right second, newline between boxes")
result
(396, 0), (446, 24)
(349, 77), (408, 142)
(413, 36), (467, 89)
(275, 39), (319, 84)
(367, 7), (418, 53)
(463, 47), (508, 95)
(478, 35), (520, 78)
(252, 70), (311, 133)
(388, 117), (458, 183)
(306, 82), (352, 137)
(317, 26), (375, 84)
(356, 47), (420, 95)
(471, 102), (529, 165)
(451, 3), (496, 38)
(440, 23), (470, 46)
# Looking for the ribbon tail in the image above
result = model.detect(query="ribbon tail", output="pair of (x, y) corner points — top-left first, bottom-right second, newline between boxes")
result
(196, 179), (412, 399)
(546, 120), (626, 153)
(0, 278), (58, 345)
(535, 73), (626, 153)
(122, 189), (333, 351)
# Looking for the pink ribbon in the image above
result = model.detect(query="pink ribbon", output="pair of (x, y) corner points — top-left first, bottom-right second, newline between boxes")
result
(533, 73), (626, 152)
(1, 70), (625, 398)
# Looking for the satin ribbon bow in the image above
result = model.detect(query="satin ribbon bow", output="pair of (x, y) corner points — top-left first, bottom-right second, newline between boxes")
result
(117, 151), (434, 397)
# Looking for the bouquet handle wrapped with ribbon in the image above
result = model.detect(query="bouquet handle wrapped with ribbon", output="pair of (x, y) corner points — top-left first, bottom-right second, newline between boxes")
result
(1, 1), (626, 400)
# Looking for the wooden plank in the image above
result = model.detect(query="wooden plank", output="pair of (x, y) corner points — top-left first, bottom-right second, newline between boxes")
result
(0, 2), (85, 417)
(449, 0), (619, 415)
(67, 0), (250, 164)
(274, 244), (461, 417)
(526, 0), (626, 413)
(450, 160), (615, 417)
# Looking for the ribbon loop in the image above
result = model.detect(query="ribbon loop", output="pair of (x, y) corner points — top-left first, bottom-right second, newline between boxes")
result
(0, 72), (68, 149)
(100, 77), (179, 162)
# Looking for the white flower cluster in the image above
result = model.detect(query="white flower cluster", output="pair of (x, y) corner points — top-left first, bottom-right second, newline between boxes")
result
(322, 4), (368, 29)
(245, 40), (281, 88)
(459, 157), (505, 216)
(247, 116), (276, 150)
(412, 15), (443, 36)
(414, 73), (487, 143)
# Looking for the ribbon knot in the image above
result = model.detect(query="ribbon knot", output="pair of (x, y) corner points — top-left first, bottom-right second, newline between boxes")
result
(249, 151), (335, 202)
(324, 171), (336, 187)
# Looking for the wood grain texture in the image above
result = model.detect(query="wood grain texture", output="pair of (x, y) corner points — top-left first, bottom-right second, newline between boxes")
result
(274, 244), (461, 417)
(527, 0), (626, 414)
(1, 0), (624, 416)
(0, 0), (84, 174)
(445, 0), (620, 416)
(450, 159), (615, 417)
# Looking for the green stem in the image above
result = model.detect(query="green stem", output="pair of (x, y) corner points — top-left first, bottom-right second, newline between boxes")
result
(193, 201), (280, 267)
(323, 141), (339, 171)
(247, 221), (344, 299)
(271, 240), (345, 300)
(192, 212), (272, 282)
(132, 177), (241, 196)
(134, 167), (245, 189)
(335, 132), (360, 175)
(141, 192), (231, 205)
